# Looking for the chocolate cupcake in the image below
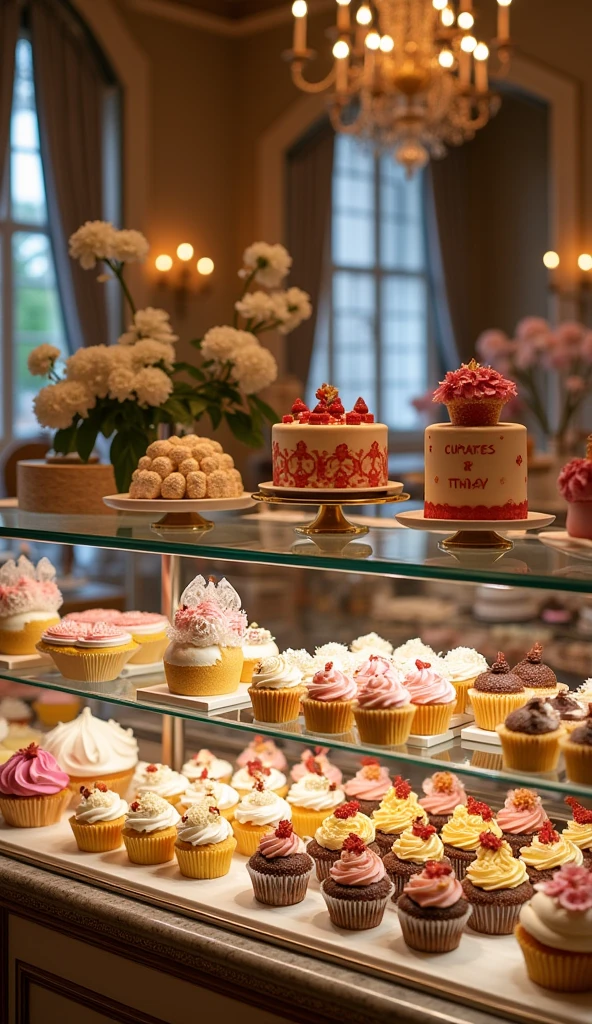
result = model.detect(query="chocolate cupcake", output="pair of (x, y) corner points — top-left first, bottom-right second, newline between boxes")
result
(496, 788), (549, 857)
(563, 797), (592, 867)
(320, 834), (393, 930)
(462, 831), (533, 935)
(519, 820), (583, 883)
(467, 652), (527, 731)
(306, 799), (378, 880)
(512, 642), (560, 697)
(397, 861), (472, 953)
(383, 818), (446, 900)
(560, 714), (592, 785)
(247, 820), (314, 906)
(496, 698), (563, 773)
(546, 692), (587, 732)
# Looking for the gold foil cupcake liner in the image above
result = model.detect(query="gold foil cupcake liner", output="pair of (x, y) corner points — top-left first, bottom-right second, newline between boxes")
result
(175, 835), (237, 878)
(122, 826), (177, 864)
(232, 820), (275, 856)
(290, 806), (335, 839)
(248, 686), (306, 724)
(467, 690), (528, 731)
(353, 705), (416, 746)
(407, 702), (454, 737)
(560, 737), (592, 785)
(515, 924), (592, 993)
(320, 881), (393, 930)
(247, 864), (313, 906)
(0, 787), (71, 828)
(69, 815), (125, 851)
(397, 904), (473, 952)
(37, 644), (137, 683)
(301, 698), (355, 735)
(164, 647), (243, 696)
(452, 677), (476, 715)
(496, 725), (562, 773)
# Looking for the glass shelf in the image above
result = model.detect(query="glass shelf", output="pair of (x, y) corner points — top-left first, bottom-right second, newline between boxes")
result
(0, 503), (590, 591)
(6, 664), (591, 801)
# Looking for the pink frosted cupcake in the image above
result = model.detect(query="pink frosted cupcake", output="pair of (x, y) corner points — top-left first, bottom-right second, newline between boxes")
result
(247, 819), (314, 906)
(432, 359), (517, 427)
(402, 660), (456, 736)
(419, 771), (467, 830)
(558, 438), (592, 540)
(0, 555), (62, 655)
(290, 746), (342, 786)
(0, 743), (70, 827)
(397, 861), (472, 952)
(353, 656), (416, 746)
(496, 788), (549, 856)
(237, 736), (287, 772)
(343, 758), (391, 816)
(301, 661), (357, 734)
(354, 654), (396, 688)
(320, 834), (393, 930)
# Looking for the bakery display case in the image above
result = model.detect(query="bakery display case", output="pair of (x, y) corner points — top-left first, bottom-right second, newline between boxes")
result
(0, 503), (591, 1024)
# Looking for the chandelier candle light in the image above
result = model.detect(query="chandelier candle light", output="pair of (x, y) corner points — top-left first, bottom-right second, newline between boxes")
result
(288, 0), (513, 175)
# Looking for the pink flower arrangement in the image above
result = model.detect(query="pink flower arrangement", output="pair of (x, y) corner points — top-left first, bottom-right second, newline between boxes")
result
(535, 864), (592, 912)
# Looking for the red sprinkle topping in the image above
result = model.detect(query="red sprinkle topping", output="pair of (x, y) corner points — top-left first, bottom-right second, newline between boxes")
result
(209, 806), (220, 816)
(412, 818), (437, 840)
(253, 777), (266, 793)
(275, 819), (293, 838)
(292, 398), (309, 415)
(80, 787), (92, 799)
(479, 830), (503, 851)
(247, 758), (270, 778)
(415, 659), (431, 671)
(334, 800), (361, 820)
(305, 756), (323, 776)
(467, 796), (494, 821)
(343, 833), (366, 854)
(566, 797), (592, 825)
(353, 397), (368, 415)
(392, 775), (412, 799)
(424, 860), (453, 878)
(130, 801), (140, 812)
(538, 820), (560, 845)
(18, 743), (39, 759)
(360, 756), (380, 767)
(95, 782), (108, 793)
(146, 764), (159, 773)
(200, 768), (209, 780)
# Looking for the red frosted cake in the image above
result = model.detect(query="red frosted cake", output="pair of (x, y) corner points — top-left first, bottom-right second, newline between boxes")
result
(424, 361), (527, 521)
(271, 384), (388, 491)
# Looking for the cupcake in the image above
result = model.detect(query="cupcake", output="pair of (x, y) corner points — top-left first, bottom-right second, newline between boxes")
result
(1, 723), (43, 751)
(496, 788), (549, 856)
(247, 819), (314, 905)
(401, 660), (456, 736)
(547, 692), (587, 733)
(563, 797), (592, 866)
(122, 792), (180, 864)
(516, 864), (592, 992)
(432, 359), (517, 426)
(0, 743), (70, 827)
(392, 638), (437, 672)
(350, 632), (393, 658)
(468, 653), (527, 731)
(496, 698), (563, 773)
(232, 778), (292, 856)
(314, 642), (355, 674)
(290, 746), (342, 786)
(443, 647), (488, 715)
(320, 834), (393, 930)
(0, 556), (62, 655)
(462, 831), (533, 934)
(117, 612), (169, 665)
(286, 770), (345, 838)
(282, 647), (315, 683)
(307, 799), (377, 880)
(383, 818), (445, 899)
(31, 689), (81, 727)
(44, 707), (138, 799)
(163, 575), (246, 696)
(560, 715), (592, 784)
(419, 771), (467, 830)
(64, 609), (122, 624)
(182, 748), (232, 784)
(134, 762), (187, 805)
(248, 654), (305, 723)
(301, 661), (356, 734)
(175, 803), (236, 878)
(231, 759), (288, 798)
(343, 758), (391, 816)
(177, 772), (239, 820)
(397, 860), (472, 953)
(520, 821), (584, 883)
(441, 797), (502, 879)
(354, 653), (397, 687)
(69, 781), (128, 852)
(558, 440), (592, 540)
(512, 642), (560, 698)
(372, 776), (428, 855)
(352, 657), (416, 745)
(37, 622), (138, 682)
(0, 697), (32, 726)
(236, 736), (287, 772)
(241, 623), (279, 683)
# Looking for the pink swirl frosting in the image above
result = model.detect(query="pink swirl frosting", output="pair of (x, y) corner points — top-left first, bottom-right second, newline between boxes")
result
(0, 744), (69, 796)
(355, 655), (396, 685)
(404, 868), (464, 907)
(307, 662), (356, 702)
(356, 670), (411, 709)
(496, 789), (549, 834)
(403, 661), (456, 705)
(329, 847), (386, 887)
(344, 763), (391, 801)
(558, 458), (592, 502)
(64, 609), (123, 624)
(433, 362), (517, 404)
(419, 773), (467, 815)
(237, 738), (287, 771)
(259, 830), (304, 858)
(118, 612), (168, 626)
(290, 748), (342, 785)
(43, 622), (130, 643)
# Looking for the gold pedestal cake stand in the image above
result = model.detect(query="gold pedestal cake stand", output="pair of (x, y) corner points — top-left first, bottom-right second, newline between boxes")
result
(395, 510), (556, 551)
(253, 482), (410, 536)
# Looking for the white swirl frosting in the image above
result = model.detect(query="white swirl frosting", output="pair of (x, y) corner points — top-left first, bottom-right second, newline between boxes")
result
(44, 707), (138, 774)
(233, 789), (292, 827)
(250, 655), (303, 691)
(443, 647), (488, 682)
(177, 807), (233, 846)
(231, 766), (286, 792)
(182, 751), (232, 782)
(74, 787), (128, 824)
(520, 892), (592, 953)
(124, 793), (180, 833)
(287, 774), (345, 811)
(178, 779), (238, 811)
(135, 763), (187, 798)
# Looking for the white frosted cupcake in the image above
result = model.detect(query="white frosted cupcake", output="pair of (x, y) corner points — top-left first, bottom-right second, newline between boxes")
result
(44, 706), (138, 800)
(241, 623), (279, 683)
(69, 781), (128, 852)
(0, 556), (62, 655)
(177, 776), (239, 820)
(134, 762), (187, 805)
(122, 793), (181, 864)
(350, 632), (393, 657)
(181, 748), (232, 784)
(175, 803), (237, 878)
(231, 759), (288, 798)
(248, 654), (305, 723)
(232, 780), (292, 856)
(443, 647), (489, 714)
(0, 697), (32, 726)
(286, 772), (345, 838)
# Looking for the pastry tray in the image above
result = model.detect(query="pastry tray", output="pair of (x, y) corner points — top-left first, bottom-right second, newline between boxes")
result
(136, 681), (254, 712)
(0, 817), (587, 1024)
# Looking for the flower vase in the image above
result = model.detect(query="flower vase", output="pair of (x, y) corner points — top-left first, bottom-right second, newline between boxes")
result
(17, 456), (116, 515)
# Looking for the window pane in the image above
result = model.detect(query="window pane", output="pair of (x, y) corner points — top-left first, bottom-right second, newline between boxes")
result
(10, 38), (48, 224)
(380, 276), (427, 430)
(11, 151), (46, 224)
(13, 232), (67, 437)
(332, 136), (375, 267)
(332, 270), (376, 412)
(11, 109), (39, 150)
(379, 158), (425, 271)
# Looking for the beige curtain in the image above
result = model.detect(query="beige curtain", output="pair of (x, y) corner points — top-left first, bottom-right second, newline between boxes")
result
(0, 0), (20, 197)
(30, 0), (109, 348)
(286, 118), (335, 385)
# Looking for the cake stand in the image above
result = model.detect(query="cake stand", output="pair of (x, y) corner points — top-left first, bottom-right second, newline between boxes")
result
(253, 481), (409, 536)
(395, 510), (556, 551)
(103, 493), (256, 533)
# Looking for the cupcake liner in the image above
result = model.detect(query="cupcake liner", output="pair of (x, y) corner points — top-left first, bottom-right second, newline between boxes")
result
(525, 686), (561, 700)
(32, 700), (81, 727)
(175, 836), (237, 878)
(122, 826), (177, 864)
(291, 806), (335, 839)
(470, 748), (504, 771)
(0, 787), (71, 827)
(128, 633), (168, 665)
(446, 397), (503, 427)
(353, 704), (416, 746)
(38, 644), (136, 683)
(0, 616), (60, 656)
(69, 815), (125, 852)
(164, 648), (243, 696)
(397, 904), (473, 952)
(301, 699), (355, 735)
(445, 852), (475, 881)
(248, 686), (306, 724)
(452, 678), (476, 715)
(66, 768), (135, 804)
(560, 737), (592, 785)
(232, 820), (275, 856)
(312, 854), (336, 881)
(466, 898), (524, 935)
(515, 924), (592, 993)
(496, 725), (562, 773)
(407, 702), (455, 737)
(247, 863), (313, 906)
(468, 690), (528, 731)
(320, 881), (393, 930)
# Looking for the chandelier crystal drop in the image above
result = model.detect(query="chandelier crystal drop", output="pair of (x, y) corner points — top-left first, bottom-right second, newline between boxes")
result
(287, 0), (513, 175)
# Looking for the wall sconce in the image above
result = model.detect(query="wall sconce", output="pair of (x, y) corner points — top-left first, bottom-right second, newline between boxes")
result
(543, 250), (592, 321)
(154, 243), (214, 317)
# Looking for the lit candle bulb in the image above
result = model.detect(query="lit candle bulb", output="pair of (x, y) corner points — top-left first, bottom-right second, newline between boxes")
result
(336, 0), (350, 33)
(292, 0), (307, 54)
(333, 38), (350, 92)
(473, 42), (489, 91)
(543, 251), (560, 270)
(355, 3), (371, 50)
(497, 0), (511, 42)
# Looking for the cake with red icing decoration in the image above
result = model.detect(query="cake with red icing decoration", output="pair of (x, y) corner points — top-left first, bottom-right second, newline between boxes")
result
(424, 360), (527, 521)
(558, 435), (592, 539)
(271, 384), (388, 491)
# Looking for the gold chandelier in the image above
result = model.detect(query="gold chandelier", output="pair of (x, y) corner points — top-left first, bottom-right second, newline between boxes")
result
(287, 0), (513, 175)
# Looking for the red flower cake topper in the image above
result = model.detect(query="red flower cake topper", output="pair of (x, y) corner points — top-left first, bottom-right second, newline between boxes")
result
(432, 360), (517, 405)
(275, 819), (294, 838)
(342, 833), (367, 854)
(360, 756), (380, 767)
(247, 758), (270, 778)
(412, 818), (436, 840)
(334, 800), (361, 819)
(18, 743), (39, 759)
(432, 772), (454, 793)
(565, 796), (592, 825)
(467, 795), (494, 821)
(305, 756), (323, 776)
(424, 860), (453, 878)
(415, 659), (431, 671)
(538, 820), (560, 845)
(392, 775), (412, 799)
(316, 383), (339, 406)
(512, 788), (537, 811)
(479, 830), (503, 851)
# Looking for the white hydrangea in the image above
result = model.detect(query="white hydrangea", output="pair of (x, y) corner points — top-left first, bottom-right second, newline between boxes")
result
(130, 339), (176, 371)
(108, 366), (136, 403)
(27, 344), (61, 376)
(110, 229), (149, 264)
(231, 344), (277, 394)
(273, 287), (312, 334)
(118, 307), (178, 345)
(34, 380), (95, 429)
(201, 326), (257, 364)
(65, 345), (113, 399)
(134, 367), (173, 407)
(69, 220), (117, 269)
(234, 291), (277, 325)
(240, 242), (292, 288)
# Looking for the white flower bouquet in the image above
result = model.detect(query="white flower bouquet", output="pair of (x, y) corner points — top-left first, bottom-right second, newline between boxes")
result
(28, 225), (311, 492)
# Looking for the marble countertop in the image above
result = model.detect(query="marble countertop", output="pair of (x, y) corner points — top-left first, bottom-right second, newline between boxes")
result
(0, 853), (517, 1024)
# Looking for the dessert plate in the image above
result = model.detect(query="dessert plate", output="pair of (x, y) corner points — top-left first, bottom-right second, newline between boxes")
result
(103, 492), (256, 513)
(537, 529), (592, 557)
(395, 510), (555, 532)
(259, 480), (404, 499)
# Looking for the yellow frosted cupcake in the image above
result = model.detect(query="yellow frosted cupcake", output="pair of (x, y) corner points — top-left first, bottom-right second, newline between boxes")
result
(0, 743), (71, 827)
(241, 623), (279, 683)
(286, 771), (345, 838)
(563, 797), (592, 866)
(44, 707), (138, 800)
(0, 555), (62, 655)
(560, 718), (592, 784)
(353, 657), (416, 745)
(248, 654), (306, 723)
(496, 697), (563, 773)
(443, 647), (489, 715)
(301, 661), (356, 734)
(37, 622), (138, 683)
(231, 759), (288, 799)
(177, 774), (239, 821)
(232, 780), (292, 856)
(69, 781), (127, 852)
(306, 799), (377, 881)
(371, 776), (429, 856)
(122, 792), (180, 864)
(401, 660), (456, 736)
(468, 653), (528, 731)
(441, 797), (503, 879)
(175, 803), (237, 878)
(383, 818), (445, 899)
(461, 832), (533, 934)
(519, 821), (583, 884)
(134, 762), (187, 805)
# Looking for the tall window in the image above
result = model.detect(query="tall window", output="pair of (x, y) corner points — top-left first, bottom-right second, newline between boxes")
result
(1, 38), (68, 440)
(309, 135), (431, 439)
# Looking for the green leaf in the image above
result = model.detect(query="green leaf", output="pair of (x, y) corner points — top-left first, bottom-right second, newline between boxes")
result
(53, 423), (78, 454)
(174, 361), (206, 381)
(189, 396), (208, 417)
(207, 404), (222, 430)
(189, 338), (203, 350)
(161, 398), (193, 423)
(248, 394), (279, 424)
(110, 428), (149, 493)
(225, 410), (263, 448)
(75, 413), (101, 462)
